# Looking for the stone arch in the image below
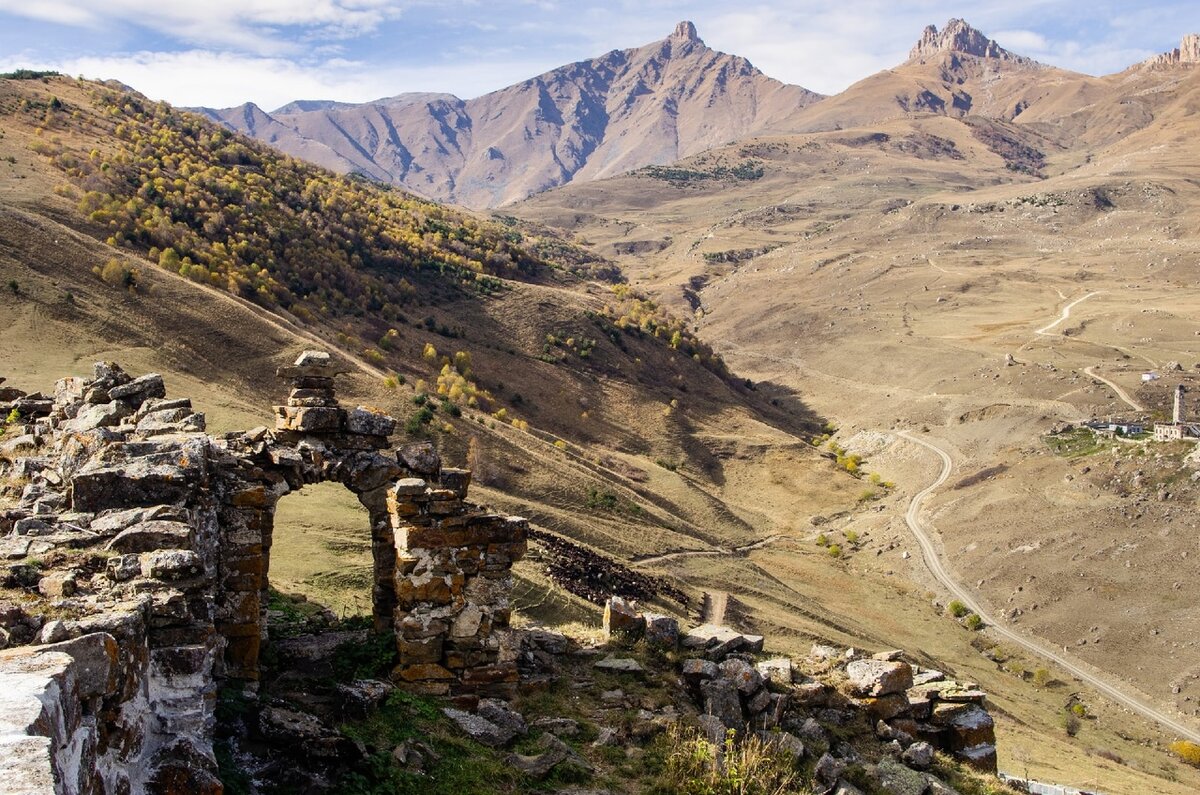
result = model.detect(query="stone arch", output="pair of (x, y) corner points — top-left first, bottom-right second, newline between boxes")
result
(0, 352), (527, 791)
(212, 351), (527, 692)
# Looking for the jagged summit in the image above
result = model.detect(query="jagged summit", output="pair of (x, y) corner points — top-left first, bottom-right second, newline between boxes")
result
(909, 18), (1024, 62)
(672, 20), (702, 44)
(1142, 33), (1200, 67)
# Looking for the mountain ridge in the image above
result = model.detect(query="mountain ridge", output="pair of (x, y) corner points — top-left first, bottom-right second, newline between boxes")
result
(197, 21), (822, 208)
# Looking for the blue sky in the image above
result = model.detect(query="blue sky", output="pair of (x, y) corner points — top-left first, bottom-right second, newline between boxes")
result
(1, 1), (1197, 110)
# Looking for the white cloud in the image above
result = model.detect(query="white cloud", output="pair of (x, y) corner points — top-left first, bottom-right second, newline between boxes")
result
(2, 0), (1198, 107)
(0, 48), (564, 109)
(0, 0), (407, 54)
(992, 29), (1049, 52)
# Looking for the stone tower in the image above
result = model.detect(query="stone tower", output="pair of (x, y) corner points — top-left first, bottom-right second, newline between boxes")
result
(1174, 384), (1186, 424)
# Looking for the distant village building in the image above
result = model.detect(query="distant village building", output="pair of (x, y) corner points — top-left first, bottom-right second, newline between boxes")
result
(1084, 419), (1144, 436)
(1153, 385), (1200, 441)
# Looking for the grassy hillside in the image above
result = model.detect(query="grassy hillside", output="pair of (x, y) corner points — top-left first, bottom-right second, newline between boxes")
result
(0, 73), (865, 632)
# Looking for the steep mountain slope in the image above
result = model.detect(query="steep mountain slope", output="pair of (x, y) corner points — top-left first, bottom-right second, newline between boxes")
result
(198, 21), (822, 208)
(783, 19), (1098, 139)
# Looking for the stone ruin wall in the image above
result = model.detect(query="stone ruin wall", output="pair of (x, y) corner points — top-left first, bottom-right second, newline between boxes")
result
(0, 352), (526, 794)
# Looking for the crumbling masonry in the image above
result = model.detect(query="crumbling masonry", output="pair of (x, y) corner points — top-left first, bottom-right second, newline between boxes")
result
(0, 352), (526, 793)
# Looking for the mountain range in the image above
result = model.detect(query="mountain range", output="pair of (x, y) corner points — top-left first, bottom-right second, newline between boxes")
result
(198, 21), (820, 208)
(199, 19), (1200, 209)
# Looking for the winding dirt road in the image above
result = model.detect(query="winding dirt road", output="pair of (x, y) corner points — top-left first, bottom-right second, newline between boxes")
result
(897, 430), (1200, 743)
(1083, 366), (1145, 412)
(1035, 291), (1104, 335)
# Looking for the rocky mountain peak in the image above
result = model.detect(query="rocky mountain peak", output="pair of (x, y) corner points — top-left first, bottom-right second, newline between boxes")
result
(909, 18), (1016, 61)
(1143, 33), (1200, 68)
(671, 20), (702, 45)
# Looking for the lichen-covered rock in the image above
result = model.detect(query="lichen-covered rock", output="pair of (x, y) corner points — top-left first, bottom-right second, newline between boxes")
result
(106, 520), (192, 553)
(443, 706), (520, 747)
(345, 406), (397, 437)
(755, 656), (793, 685)
(701, 677), (743, 728)
(814, 752), (846, 786)
(846, 658), (914, 697)
(876, 756), (928, 795)
(643, 612), (679, 648)
(108, 373), (166, 407)
(718, 658), (762, 696)
(902, 740), (934, 770)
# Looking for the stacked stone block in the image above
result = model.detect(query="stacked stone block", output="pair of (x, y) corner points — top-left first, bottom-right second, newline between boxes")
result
(0, 361), (223, 793)
(0, 353), (539, 790)
(389, 447), (528, 698)
(273, 350), (396, 450)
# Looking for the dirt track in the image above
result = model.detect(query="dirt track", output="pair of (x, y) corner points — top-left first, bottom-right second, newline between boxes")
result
(897, 430), (1200, 744)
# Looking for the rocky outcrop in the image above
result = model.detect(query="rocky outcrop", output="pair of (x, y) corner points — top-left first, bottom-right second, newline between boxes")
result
(909, 19), (1029, 63)
(0, 352), (528, 793)
(1142, 34), (1200, 68)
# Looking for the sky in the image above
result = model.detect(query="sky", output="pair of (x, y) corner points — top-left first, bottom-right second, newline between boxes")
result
(0, 1), (1198, 110)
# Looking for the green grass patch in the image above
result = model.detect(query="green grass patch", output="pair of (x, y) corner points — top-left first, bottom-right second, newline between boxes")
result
(1044, 428), (1105, 458)
(337, 690), (529, 794)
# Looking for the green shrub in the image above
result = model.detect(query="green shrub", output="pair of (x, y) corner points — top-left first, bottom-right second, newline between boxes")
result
(948, 600), (970, 618)
(405, 406), (434, 434)
(586, 489), (619, 512)
(1060, 708), (1081, 737)
(965, 613), (983, 631)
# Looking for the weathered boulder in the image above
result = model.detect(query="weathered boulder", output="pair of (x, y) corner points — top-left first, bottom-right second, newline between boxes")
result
(505, 733), (592, 778)
(345, 406), (397, 437)
(67, 401), (131, 433)
(957, 742), (997, 772)
(108, 373), (166, 408)
(759, 730), (804, 764)
(681, 658), (719, 686)
(755, 657), (793, 685)
(933, 702), (995, 748)
(814, 752), (846, 786)
(397, 442), (441, 476)
(876, 757), (928, 795)
(845, 658), (913, 697)
(106, 520), (192, 553)
(682, 624), (763, 657)
(700, 677), (743, 728)
(718, 658), (762, 696)
(594, 656), (645, 675)
(477, 699), (528, 740)
(860, 692), (911, 721)
(901, 740), (934, 770)
(443, 706), (521, 747)
(643, 613), (679, 648)
(336, 679), (393, 720)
